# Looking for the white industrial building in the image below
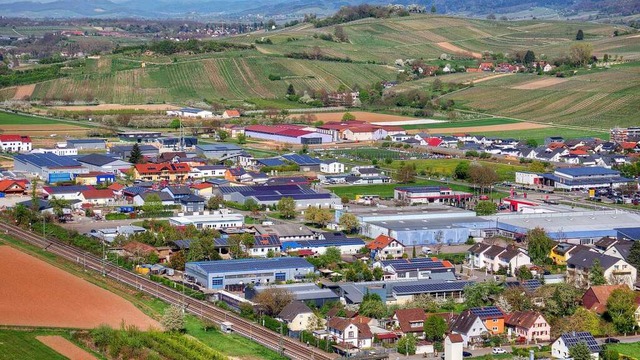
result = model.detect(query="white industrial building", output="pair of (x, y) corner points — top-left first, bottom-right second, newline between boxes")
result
(169, 211), (244, 229)
(166, 107), (214, 118)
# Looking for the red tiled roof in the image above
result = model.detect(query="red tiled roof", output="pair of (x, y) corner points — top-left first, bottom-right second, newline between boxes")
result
(224, 109), (241, 117)
(569, 150), (588, 156)
(81, 189), (115, 199)
(394, 308), (426, 333)
(505, 311), (545, 329)
(375, 333), (398, 340)
(122, 241), (156, 255)
(448, 333), (464, 343)
(297, 249), (315, 256)
(426, 137), (443, 147)
(0, 134), (31, 143)
(0, 179), (26, 192)
(366, 235), (400, 250)
(108, 183), (125, 191)
(621, 142), (638, 150)
(191, 183), (213, 190)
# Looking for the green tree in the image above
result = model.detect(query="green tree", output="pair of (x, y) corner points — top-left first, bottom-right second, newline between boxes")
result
(129, 143), (143, 164)
(170, 118), (181, 129)
(526, 227), (554, 264)
(627, 241), (640, 271)
(606, 287), (637, 334)
(48, 197), (69, 219)
(189, 237), (218, 261)
(161, 305), (185, 332)
(304, 207), (333, 227)
(424, 316), (447, 341)
(469, 164), (499, 194)
(569, 341), (591, 360)
(359, 292), (386, 319)
(525, 139), (538, 147)
(142, 193), (164, 215)
(253, 288), (294, 316)
(217, 130), (229, 142)
(540, 283), (581, 317)
(324, 247), (342, 265)
(516, 265), (533, 280)
(570, 42), (593, 66)
(237, 133), (247, 144)
(373, 266), (384, 280)
(530, 161), (546, 173)
(463, 281), (503, 308)
(334, 25), (348, 42)
(430, 4), (436, 13)
(576, 29), (584, 40)
(286, 83), (296, 96)
(244, 198), (260, 212)
(339, 213), (359, 233)
(341, 112), (356, 121)
(475, 201), (497, 215)
(454, 161), (470, 180)
(397, 333), (417, 355)
(170, 250), (186, 270)
(206, 195), (223, 210)
(395, 163), (417, 183)
(524, 50), (536, 65)
(277, 197), (297, 219)
(589, 259), (606, 286)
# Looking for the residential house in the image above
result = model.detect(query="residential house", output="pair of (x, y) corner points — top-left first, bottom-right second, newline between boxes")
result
(191, 183), (214, 198)
(43, 185), (93, 201)
(190, 165), (227, 179)
(133, 163), (190, 182)
(467, 243), (491, 269)
(566, 250), (637, 289)
(467, 244), (530, 274)
(248, 234), (281, 258)
(225, 167), (253, 183)
(366, 235), (405, 260)
(449, 310), (488, 347)
(320, 160), (345, 174)
(222, 109), (241, 119)
(221, 124), (245, 138)
(0, 134), (32, 152)
(352, 167), (383, 178)
(595, 236), (633, 260)
(161, 185), (192, 202)
(505, 311), (550, 343)
(120, 241), (158, 262)
(180, 194), (206, 213)
(327, 317), (373, 349)
(469, 306), (505, 335)
(551, 332), (601, 360)
(0, 179), (27, 195)
(444, 334), (464, 360)
(581, 285), (628, 314)
(278, 301), (318, 334)
(132, 191), (175, 206)
(80, 189), (115, 205)
(549, 243), (591, 265)
(392, 308), (426, 336)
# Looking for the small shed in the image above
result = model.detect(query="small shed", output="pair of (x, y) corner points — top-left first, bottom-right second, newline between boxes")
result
(220, 321), (234, 333)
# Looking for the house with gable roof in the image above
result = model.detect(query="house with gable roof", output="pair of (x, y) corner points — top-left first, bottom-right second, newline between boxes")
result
(567, 250), (637, 289)
(278, 301), (318, 333)
(327, 316), (373, 350)
(581, 284), (628, 314)
(366, 235), (405, 260)
(552, 332), (601, 359)
(449, 309), (488, 347)
(392, 308), (426, 336)
(505, 311), (550, 342)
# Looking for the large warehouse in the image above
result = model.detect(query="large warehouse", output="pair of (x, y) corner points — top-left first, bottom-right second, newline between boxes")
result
(216, 184), (340, 208)
(394, 186), (473, 206)
(185, 257), (315, 290)
(541, 167), (632, 190)
(245, 125), (333, 144)
(14, 153), (89, 182)
(335, 205), (492, 245)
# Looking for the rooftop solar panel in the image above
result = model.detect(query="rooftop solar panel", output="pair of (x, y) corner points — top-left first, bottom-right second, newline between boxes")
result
(392, 281), (472, 295)
(189, 257), (314, 274)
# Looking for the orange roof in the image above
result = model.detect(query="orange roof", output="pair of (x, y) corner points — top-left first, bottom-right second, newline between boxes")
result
(621, 142), (638, 150)
(108, 183), (125, 191)
(448, 333), (464, 343)
(122, 241), (156, 255)
(366, 235), (400, 250)
(81, 189), (115, 199)
(191, 183), (213, 190)
(134, 162), (191, 174)
(569, 150), (588, 156)
(547, 142), (565, 150)
(224, 109), (241, 117)
(0, 179), (26, 192)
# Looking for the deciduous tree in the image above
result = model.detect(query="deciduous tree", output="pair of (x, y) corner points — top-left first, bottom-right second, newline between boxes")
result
(569, 341), (591, 360)
(395, 163), (417, 183)
(475, 201), (497, 215)
(424, 316), (447, 341)
(570, 43), (593, 66)
(339, 213), (359, 233)
(606, 287), (637, 334)
(526, 227), (554, 264)
(277, 197), (297, 219)
(161, 305), (185, 332)
(254, 288), (294, 316)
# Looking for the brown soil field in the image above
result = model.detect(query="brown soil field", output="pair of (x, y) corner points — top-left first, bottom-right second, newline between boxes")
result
(37, 336), (98, 360)
(0, 246), (159, 329)
(12, 84), (36, 100)
(52, 104), (180, 112)
(407, 122), (549, 134)
(511, 77), (567, 90)
(465, 73), (514, 85)
(0, 124), (88, 137)
(308, 111), (412, 123)
(436, 42), (482, 59)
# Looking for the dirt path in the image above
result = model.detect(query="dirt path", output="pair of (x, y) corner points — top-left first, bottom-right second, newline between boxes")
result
(465, 73), (514, 85)
(0, 246), (159, 329)
(37, 336), (97, 360)
(436, 42), (482, 58)
(12, 84), (35, 100)
(407, 122), (549, 134)
(512, 77), (567, 90)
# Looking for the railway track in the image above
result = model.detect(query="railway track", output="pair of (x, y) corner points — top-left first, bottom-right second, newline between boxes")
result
(0, 221), (338, 360)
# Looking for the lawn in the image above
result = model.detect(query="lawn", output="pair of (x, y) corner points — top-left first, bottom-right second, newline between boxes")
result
(476, 127), (610, 145)
(0, 111), (74, 125)
(609, 343), (640, 358)
(0, 329), (69, 360)
(400, 118), (520, 130)
(388, 158), (527, 182)
(329, 179), (505, 200)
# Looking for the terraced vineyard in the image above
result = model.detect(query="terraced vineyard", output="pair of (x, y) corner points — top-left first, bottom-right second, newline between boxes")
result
(443, 62), (640, 128)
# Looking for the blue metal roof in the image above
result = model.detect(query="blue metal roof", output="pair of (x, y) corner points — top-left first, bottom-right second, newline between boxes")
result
(615, 227), (640, 241)
(257, 158), (285, 167)
(556, 167), (619, 177)
(281, 238), (365, 250)
(188, 257), (314, 274)
(196, 144), (242, 151)
(45, 185), (93, 193)
(281, 154), (322, 166)
(181, 107), (206, 113)
(15, 153), (82, 168)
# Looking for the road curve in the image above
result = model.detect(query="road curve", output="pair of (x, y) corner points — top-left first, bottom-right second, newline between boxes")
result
(0, 221), (338, 360)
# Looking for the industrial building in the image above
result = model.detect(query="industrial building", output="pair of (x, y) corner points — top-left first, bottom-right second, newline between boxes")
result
(195, 143), (244, 160)
(485, 210), (640, 243)
(66, 139), (106, 150)
(281, 154), (323, 172)
(14, 153), (89, 182)
(245, 283), (340, 307)
(245, 125), (333, 144)
(394, 186), (473, 206)
(185, 257), (315, 290)
(373, 258), (456, 280)
(540, 167), (632, 190)
(166, 107), (213, 118)
(76, 154), (132, 173)
(336, 205), (492, 246)
(117, 131), (162, 142)
(337, 279), (470, 304)
(216, 184), (340, 208)
(109, 144), (159, 159)
(169, 211), (244, 229)
(280, 236), (365, 255)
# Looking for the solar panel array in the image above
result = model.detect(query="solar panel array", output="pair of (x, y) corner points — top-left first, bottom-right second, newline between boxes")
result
(254, 234), (281, 247)
(16, 153), (82, 168)
(469, 306), (504, 318)
(381, 257), (439, 266)
(281, 154), (322, 165)
(193, 257), (314, 274)
(393, 281), (472, 295)
(219, 184), (328, 202)
(283, 238), (365, 249)
(561, 332), (601, 353)
(392, 261), (448, 271)
(258, 158), (285, 167)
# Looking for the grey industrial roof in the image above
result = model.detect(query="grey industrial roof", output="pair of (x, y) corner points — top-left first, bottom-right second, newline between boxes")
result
(196, 144), (242, 151)
(365, 217), (492, 231)
(77, 154), (123, 167)
(187, 257), (314, 274)
(556, 167), (619, 177)
(254, 283), (339, 302)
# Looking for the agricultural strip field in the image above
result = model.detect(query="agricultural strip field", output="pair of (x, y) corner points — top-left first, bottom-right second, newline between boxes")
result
(309, 111), (413, 123)
(37, 335), (98, 360)
(0, 110), (89, 125)
(444, 63), (640, 128)
(474, 127), (610, 145)
(399, 117), (520, 130)
(406, 121), (549, 134)
(52, 104), (181, 112)
(0, 245), (160, 329)
(0, 330), (69, 360)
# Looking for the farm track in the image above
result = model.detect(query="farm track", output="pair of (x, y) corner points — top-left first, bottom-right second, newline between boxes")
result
(0, 221), (338, 360)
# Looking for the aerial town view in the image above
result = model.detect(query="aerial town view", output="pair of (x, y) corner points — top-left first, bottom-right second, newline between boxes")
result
(1, 0), (640, 359)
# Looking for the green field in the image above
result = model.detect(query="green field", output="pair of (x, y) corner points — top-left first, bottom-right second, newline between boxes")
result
(609, 343), (640, 358)
(0, 111), (79, 126)
(388, 158), (527, 181)
(401, 117), (520, 130)
(330, 178), (506, 199)
(476, 127), (610, 144)
(0, 330), (70, 360)
(326, 148), (407, 160)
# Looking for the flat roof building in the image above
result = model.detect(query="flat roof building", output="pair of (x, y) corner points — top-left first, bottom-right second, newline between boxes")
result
(66, 138), (107, 150)
(195, 143), (244, 160)
(245, 125), (332, 145)
(541, 167), (632, 190)
(169, 211), (244, 230)
(245, 283), (340, 307)
(217, 184), (340, 208)
(14, 153), (89, 183)
(394, 186), (473, 206)
(185, 257), (315, 290)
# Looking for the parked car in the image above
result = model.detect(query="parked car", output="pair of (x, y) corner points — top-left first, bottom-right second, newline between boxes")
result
(463, 351), (472, 357)
(493, 348), (507, 354)
(604, 338), (620, 344)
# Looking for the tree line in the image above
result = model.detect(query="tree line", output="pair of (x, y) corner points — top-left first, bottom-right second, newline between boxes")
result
(112, 39), (253, 56)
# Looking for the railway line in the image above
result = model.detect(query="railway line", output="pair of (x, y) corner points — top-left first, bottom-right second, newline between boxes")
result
(0, 221), (338, 360)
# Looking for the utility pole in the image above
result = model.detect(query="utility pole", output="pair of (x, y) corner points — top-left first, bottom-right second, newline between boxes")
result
(279, 322), (284, 356)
